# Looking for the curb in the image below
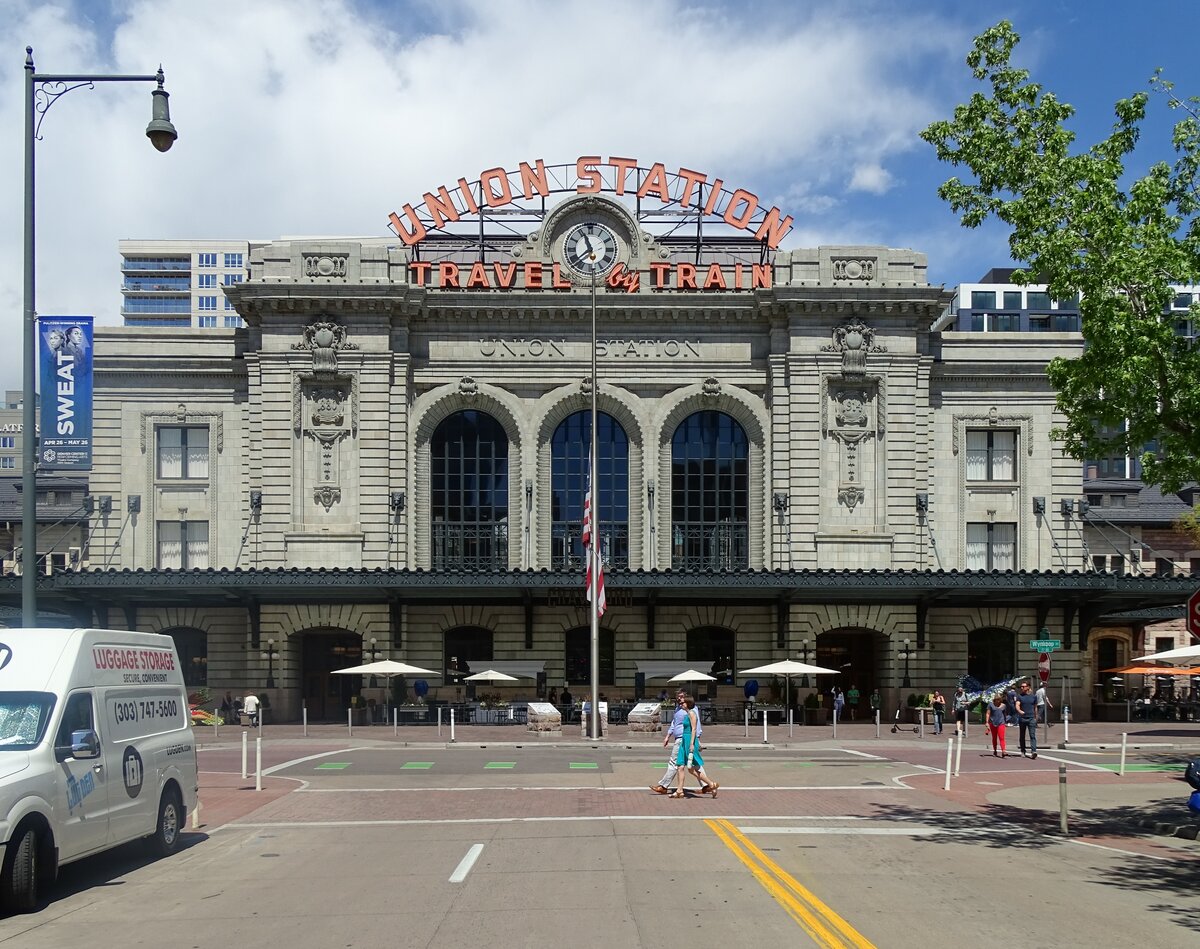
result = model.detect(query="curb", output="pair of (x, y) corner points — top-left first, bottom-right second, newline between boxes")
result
(1129, 816), (1200, 842)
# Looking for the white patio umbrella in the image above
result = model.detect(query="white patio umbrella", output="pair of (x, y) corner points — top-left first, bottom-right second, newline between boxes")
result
(331, 659), (438, 678)
(739, 659), (840, 713)
(668, 669), (717, 683)
(1136, 643), (1200, 663)
(462, 669), (521, 683)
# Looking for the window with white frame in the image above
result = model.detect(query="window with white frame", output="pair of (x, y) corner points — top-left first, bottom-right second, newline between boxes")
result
(197, 252), (217, 267)
(157, 426), (209, 479)
(197, 273), (217, 288)
(966, 522), (1016, 570)
(223, 273), (243, 285)
(198, 296), (217, 311)
(0, 437), (13, 448)
(0, 457), (13, 469)
(157, 520), (209, 569)
(223, 315), (242, 327)
(223, 252), (243, 268)
(198, 316), (216, 327)
(965, 429), (1016, 480)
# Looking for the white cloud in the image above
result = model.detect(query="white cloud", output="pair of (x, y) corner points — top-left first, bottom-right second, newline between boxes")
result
(0, 0), (974, 389)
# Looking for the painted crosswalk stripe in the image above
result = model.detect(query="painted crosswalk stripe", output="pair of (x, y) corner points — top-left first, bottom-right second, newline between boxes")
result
(449, 844), (484, 883)
(484, 762), (516, 769)
(569, 762), (599, 769)
(401, 761), (435, 770)
(314, 762), (350, 770)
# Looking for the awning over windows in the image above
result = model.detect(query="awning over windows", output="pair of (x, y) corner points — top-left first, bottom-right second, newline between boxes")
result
(475, 660), (545, 679)
(636, 661), (690, 680)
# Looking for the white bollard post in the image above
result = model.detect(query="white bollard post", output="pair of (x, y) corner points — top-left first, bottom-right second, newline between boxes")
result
(788, 707), (793, 739)
(450, 706), (456, 743)
(744, 707), (749, 739)
(438, 706), (443, 737)
(1126, 699), (1131, 724)
(832, 707), (838, 740)
(1063, 704), (1070, 745)
(191, 801), (200, 829)
(944, 739), (954, 791)
(303, 705), (308, 738)
(1119, 732), (1127, 777)
(241, 730), (248, 780)
(212, 719), (218, 741)
(762, 709), (768, 744)
(954, 730), (963, 776)
(918, 709), (925, 740)
(393, 706), (398, 737)
(347, 707), (353, 738)
(255, 736), (262, 792)
(875, 708), (880, 738)
(1058, 763), (1069, 835)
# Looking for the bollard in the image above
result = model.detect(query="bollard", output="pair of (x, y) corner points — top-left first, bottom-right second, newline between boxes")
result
(438, 706), (443, 737)
(255, 736), (262, 792)
(744, 707), (749, 739)
(212, 719), (218, 741)
(762, 709), (769, 744)
(450, 706), (457, 743)
(918, 711), (924, 741)
(1058, 763), (1069, 835)
(832, 707), (838, 741)
(347, 707), (353, 738)
(1126, 699), (1131, 724)
(191, 802), (200, 829)
(1119, 732), (1127, 777)
(944, 739), (954, 791)
(788, 707), (794, 739)
(1063, 705), (1070, 745)
(393, 706), (398, 737)
(241, 730), (248, 780)
(875, 708), (880, 739)
(303, 706), (308, 738)
(954, 730), (963, 776)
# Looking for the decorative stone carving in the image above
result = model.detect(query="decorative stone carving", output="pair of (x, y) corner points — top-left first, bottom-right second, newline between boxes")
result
(832, 257), (876, 281)
(304, 255), (347, 278)
(580, 376), (593, 396)
(838, 485), (865, 510)
(702, 376), (722, 398)
(459, 376), (478, 397)
(834, 389), (869, 428)
(951, 407), (1034, 455)
(139, 409), (224, 453)
(314, 484), (341, 511)
(825, 385), (878, 512)
(821, 319), (886, 377)
(292, 321), (359, 375)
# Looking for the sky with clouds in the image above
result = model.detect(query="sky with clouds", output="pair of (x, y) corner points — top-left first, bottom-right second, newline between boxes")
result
(1, 0), (1197, 391)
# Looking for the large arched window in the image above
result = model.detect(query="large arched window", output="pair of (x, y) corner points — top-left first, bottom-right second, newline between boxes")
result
(431, 411), (509, 569)
(444, 626), (494, 682)
(671, 411), (749, 569)
(166, 627), (207, 688)
(968, 628), (1015, 685)
(564, 626), (615, 686)
(550, 411), (629, 569)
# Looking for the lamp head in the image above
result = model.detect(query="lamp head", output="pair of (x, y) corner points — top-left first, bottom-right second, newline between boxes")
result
(145, 69), (177, 153)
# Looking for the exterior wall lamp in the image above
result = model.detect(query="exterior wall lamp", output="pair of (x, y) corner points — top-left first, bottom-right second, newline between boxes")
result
(390, 491), (406, 514)
(898, 638), (913, 689)
(261, 638), (280, 689)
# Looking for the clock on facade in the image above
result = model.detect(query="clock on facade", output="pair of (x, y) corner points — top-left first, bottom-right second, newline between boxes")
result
(563, 221), (618, 277)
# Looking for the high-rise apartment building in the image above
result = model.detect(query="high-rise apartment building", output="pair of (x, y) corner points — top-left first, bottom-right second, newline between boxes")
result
(119, 240), (258, 328)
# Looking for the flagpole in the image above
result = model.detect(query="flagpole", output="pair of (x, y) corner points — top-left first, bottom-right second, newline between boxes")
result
(589, 270), (600, 741)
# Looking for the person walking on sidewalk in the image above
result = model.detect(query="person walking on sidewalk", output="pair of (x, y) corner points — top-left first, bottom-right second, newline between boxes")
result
(846, 685), (860, 720)
(869, 689), (881, 722)
(650, 690), (710, 795)
(1035, 682), (1053, 726)
(952, 686), (969, 738)
(675, 695), (718, 799)
(986, 693), (1008, 757)
(931, 689), (946, 735)
(1016, 680), (1039, 759)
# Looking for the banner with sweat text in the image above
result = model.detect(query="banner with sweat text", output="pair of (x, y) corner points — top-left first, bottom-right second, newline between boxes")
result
(38, 316), (93, 470)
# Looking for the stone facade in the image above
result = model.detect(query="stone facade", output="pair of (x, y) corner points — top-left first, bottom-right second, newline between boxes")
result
(66, 194), (1194, 722)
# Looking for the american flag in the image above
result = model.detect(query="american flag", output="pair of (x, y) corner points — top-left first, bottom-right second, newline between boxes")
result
(583, 450), (606, 617)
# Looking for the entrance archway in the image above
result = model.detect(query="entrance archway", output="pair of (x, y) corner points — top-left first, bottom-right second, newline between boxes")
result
(302, 630), (362, 721)
(816, 630), (880, 716)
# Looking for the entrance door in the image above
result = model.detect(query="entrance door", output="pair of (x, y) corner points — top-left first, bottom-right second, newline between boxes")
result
(302, 633), (362, 721)
(816, 632), (877, 715)
(53, 690), (110, 860)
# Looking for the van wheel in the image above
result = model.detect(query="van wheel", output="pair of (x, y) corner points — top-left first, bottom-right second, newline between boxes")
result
(2, 827), (40, 913)
(149, 788), (183, 858)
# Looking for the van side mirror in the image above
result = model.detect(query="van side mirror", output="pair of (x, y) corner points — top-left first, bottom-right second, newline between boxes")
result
(55, 729), (100, 761)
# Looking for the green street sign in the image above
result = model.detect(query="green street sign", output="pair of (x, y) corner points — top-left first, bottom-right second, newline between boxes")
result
(1030, 639), (1061, 652)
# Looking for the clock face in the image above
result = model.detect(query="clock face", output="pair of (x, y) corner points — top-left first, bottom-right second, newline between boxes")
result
(563, 222), (618, 277)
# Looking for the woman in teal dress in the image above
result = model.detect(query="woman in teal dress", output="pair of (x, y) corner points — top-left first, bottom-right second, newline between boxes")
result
(671, 695), (718, 798)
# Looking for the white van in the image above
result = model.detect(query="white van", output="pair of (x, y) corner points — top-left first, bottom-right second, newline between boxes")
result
(0, 628), (199, 913)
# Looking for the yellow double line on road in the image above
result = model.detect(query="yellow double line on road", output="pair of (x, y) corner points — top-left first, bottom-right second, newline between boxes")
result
(705, 819), (875, 948)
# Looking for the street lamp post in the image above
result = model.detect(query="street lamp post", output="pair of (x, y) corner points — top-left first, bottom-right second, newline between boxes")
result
(261, 638), (279, 689)
(365, 637), (384, 687)
(899, 638), (913, 690)
(21, 46), (177, 626)
(798, 638), (813, 688)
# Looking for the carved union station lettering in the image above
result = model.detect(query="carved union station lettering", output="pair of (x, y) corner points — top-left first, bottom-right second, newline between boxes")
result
(479, 338), (700, 358)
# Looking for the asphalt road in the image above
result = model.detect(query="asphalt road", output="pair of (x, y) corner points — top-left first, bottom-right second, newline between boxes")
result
(2, 742), (1197, 948)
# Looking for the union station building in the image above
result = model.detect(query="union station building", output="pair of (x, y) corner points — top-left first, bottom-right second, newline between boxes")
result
(5, 159), (1194, 721)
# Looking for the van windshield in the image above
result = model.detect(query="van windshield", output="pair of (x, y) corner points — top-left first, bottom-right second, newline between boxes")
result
(0, 692), (56, 751)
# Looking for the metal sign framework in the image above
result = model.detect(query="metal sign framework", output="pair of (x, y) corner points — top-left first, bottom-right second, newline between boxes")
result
(389, 160), (791, 268)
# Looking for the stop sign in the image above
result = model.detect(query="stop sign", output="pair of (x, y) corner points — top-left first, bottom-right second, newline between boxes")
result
(1189, 589), (1200, 638)
(1038, 652), (1051, 683)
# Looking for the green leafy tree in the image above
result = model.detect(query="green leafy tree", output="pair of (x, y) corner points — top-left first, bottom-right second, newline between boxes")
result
(922, 21), (1200, 490)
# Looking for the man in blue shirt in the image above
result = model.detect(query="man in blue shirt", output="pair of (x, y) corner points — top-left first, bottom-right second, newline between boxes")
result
(1015, 680), (1038, 759)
